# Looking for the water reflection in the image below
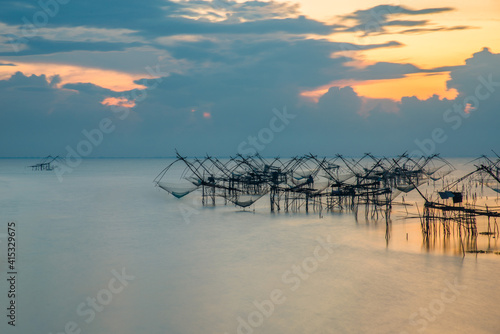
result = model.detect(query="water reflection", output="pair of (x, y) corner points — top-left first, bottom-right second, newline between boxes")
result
(421, 226), (499, 255)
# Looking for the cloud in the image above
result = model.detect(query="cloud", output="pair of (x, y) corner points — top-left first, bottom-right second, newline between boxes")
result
(101, 97), (136, 108)
(0, 0), (174, 30)
(130, 15), (341, 38)
(49, 74), (61, 87)
(398, 25), (473, 35)
(0, 0), (344, 64)
(447, 47), (500, 96)
(0, 72), (130, 156)
(159, 37), (403, 87)
(340, 5), (465, 36)
(0, 1), (496, 157)
(0, 36), (143, 56)
(308, 48), (500, 156)
(0, 61), (15, 66)
(62, 82), (119, 96)
(2, 48), (499, 157)
(348, 62), (421, 80)
(0, 0), (339, 41)
(170, 0), (302, 22)
(0, 71), (53, 91)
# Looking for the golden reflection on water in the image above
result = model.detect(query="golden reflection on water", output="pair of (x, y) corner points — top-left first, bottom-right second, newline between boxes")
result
(372, 208), (500, 257)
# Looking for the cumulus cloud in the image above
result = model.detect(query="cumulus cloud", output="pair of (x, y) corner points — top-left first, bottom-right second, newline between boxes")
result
(1, 48), (499, 157)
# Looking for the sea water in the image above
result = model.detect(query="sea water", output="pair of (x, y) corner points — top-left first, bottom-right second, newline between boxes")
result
(0, 158), (499, 334)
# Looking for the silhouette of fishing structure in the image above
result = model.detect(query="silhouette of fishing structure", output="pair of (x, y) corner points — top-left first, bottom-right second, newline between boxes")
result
(28, 155), (62, 171)
(395, 153), (500, 255)
(154, 152), (452, 217)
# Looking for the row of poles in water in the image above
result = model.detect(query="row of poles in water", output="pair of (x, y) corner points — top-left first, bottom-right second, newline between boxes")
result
(154, 152), (500, 255)
(153, 152), (456, 212)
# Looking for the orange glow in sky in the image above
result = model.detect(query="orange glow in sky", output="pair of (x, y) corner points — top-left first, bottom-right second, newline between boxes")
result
(0, 61), (148, 92)
(295, 0), (499, 102)
(2, 0), (499, 103)
(300, 79), (361, 102)
(353, 72), (458, 100)
(301, 72), (458, 102)
(101, 97), (136, 108)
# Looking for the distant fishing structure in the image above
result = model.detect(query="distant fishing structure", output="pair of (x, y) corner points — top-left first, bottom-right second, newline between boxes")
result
(154, 151), (452, 217)
(28, 155), (62, 171)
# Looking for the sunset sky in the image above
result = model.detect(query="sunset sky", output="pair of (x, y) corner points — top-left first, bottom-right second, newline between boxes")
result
(1, 0), (499, 157)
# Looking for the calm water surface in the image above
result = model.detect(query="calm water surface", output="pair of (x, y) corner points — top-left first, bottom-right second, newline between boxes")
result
(0, 159), (499, 334)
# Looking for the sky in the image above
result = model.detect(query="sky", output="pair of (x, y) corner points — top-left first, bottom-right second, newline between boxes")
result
(0, 0), (499, 157)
